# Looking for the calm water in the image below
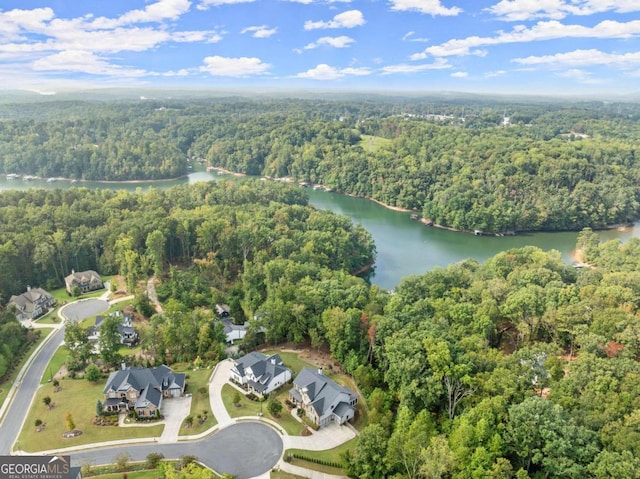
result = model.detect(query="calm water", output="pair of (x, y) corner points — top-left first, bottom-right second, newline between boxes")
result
(2, 173), (638, 290)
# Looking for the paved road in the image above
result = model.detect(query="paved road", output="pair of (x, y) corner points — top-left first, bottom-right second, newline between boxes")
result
(0, 327), (64, 455)
(69, 422), (282, 479)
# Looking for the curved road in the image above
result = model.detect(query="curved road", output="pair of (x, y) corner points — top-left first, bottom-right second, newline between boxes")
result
(69, 422), (282, 478)
(0, 298), (283, 478)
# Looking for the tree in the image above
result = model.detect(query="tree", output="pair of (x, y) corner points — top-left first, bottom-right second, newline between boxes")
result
(115, 453), (130, 472)
(145, 453), (165, 470)
(386, 407), (436, 479)
(99, 315), (123, 368)
(268, 399), (283, 417)
(344, 423), (390, 479)
(43, 396), (52, 409)
(185, 415), (194, 428)
(35, 418), (43, 428)
(65, 412), (75, 431)
(420, 436), (453, 479)
(85, 363), (101, 382)
(146, 229), (167, 277)
(96, 399), (103, 417)
(233, 390), (241, 407)
(65, 320), (93, 370)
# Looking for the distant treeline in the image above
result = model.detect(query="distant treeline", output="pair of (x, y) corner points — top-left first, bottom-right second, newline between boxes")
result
(1, 97), (639, 231)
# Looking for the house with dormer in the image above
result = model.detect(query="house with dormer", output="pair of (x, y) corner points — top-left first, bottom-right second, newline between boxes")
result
(88, 311), (138, 346)
(289, 367), (358, 427)
(65, 270), (103, 294)
(230, 352), (292, 396)
(102, 364), (185, 417)
(9, 286), (55, 321)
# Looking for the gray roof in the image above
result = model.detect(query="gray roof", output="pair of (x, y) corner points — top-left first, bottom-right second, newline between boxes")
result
(8, 288), (53, 314)
(103, 365), (185, 395)
(293, 367), (357, 418)
(136, 384), (162, 409)
(234, 352), (290, 392)
(65, 270), (102, 287)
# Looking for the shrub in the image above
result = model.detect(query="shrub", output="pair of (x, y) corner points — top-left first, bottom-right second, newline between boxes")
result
(268, 399), (283, 417)
(35, 419), (42, 428)
(85, 364), (101, 382)
(145, 453), (164, 469)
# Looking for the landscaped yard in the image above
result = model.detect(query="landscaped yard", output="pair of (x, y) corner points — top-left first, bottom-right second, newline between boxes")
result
(178, 368), (216, 436)
(0, 328), (54, 410)
(41, 346), (69, 384)
(285, 437), (356, 475)
(271, 470), (306, 479)
(16, 379), (163, 453)
(220, 384), (305, 436)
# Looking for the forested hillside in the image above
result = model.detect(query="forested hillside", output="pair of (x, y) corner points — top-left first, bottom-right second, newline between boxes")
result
(1, 97), (639, 231)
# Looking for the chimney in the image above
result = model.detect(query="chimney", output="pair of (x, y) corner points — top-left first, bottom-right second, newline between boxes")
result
(27, 285), (31, 292)
(71, 269), (75, 274)
(121, 362), (127, 371)
(317, 368), (323, 376)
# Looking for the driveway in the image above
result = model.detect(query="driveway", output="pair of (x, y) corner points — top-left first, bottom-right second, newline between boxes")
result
(60, 299), (109, 322)
(158, 396), (192, 443)
(69, 421), (283, 479)
(209, 359), (234, 427)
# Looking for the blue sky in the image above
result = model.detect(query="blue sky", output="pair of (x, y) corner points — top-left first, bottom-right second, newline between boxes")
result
(0, 0), (639, 95)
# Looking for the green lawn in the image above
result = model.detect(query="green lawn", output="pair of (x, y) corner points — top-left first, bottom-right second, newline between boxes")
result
(359, 134), (392, 153)
(261, 350), (314, 376)
(271, 470), (306, 479)
(221, 384), (304, 436)
(41, 346), (69, 384)
(0, 328), (55, 411)
(178, 368), (217, 436)
(87, 470), (157, 479)
(17, 379), (163, 453)
(285, 437), (356, 475)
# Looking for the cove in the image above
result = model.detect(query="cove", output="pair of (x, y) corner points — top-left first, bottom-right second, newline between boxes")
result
(2, 172), (639, 290)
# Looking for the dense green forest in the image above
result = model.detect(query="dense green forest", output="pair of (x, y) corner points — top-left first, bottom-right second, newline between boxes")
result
(1, 97), (639, 231)
(2, 178), (640, 476)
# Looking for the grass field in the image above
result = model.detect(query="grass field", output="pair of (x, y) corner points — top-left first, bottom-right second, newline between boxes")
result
(271, 470), (306, 479)
(178, 368), (217, 436)
(359, 134), (392, 153)
(0, 328), (55, 411)
(17, 379), (163, 453)
(285, 437), (355, 475)
(41, 346), (69, 384)
(87, 470), (157, 479)
(220, 384), (304, 436)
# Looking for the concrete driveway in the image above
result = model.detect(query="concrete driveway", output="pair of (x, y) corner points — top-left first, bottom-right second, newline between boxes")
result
(158, 396), (192, 443)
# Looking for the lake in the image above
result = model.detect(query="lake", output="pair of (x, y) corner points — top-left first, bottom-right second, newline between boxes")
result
(2, 172), (639, 290)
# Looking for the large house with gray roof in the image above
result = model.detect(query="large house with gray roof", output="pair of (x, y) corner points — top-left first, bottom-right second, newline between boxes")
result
(290, 367), (358, 427)
(102, 365), (185, 417)
(65, 269), (103, 294)
(9, 286), (55, 321)
(230, 352), (292, 396)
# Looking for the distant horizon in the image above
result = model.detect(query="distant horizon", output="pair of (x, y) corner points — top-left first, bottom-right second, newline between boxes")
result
(1, 0), (639, 96)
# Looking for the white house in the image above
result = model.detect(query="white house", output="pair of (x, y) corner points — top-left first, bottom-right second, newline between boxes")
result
(230, 352), (292, 396)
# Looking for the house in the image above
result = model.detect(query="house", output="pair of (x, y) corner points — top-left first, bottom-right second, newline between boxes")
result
(222, 317), (248, 343)
(289, 367), (358, 427)
(64, 270), (103, 294)
(102, 364), (185, 417)
(230, 352), (292, 396)
(8, 286), (55, 321)
(88, 311), (138, 346)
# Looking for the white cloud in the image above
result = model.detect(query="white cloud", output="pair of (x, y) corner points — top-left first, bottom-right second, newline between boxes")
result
(198, 0), (255, 9)
(451, 71), (468, 77)
(381, 58), (451, 74)
(32, 50), (148, 77)
(0, 7), (54, 41)
(241, 25), (278, 38)
(304, 10), (365, 30)
(172, 30), (223, 43)
(303, 35), (355, 50)
(91, 0), (191, 28)
(297, 63), (371, 79)
(389, 0), (462, 16)
(287, 0), (351, 3)
(557, 68), (600, 83)
(200, 55), (271, 76)
(487, 0), (640, 22)
(402, 31), (430, 42)
(414, 19), (640, 58)
(513, 48), (640, 67)
(485, 69), (506, 77)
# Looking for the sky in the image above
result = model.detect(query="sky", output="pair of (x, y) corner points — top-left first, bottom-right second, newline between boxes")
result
(0, 0), (639, 95)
